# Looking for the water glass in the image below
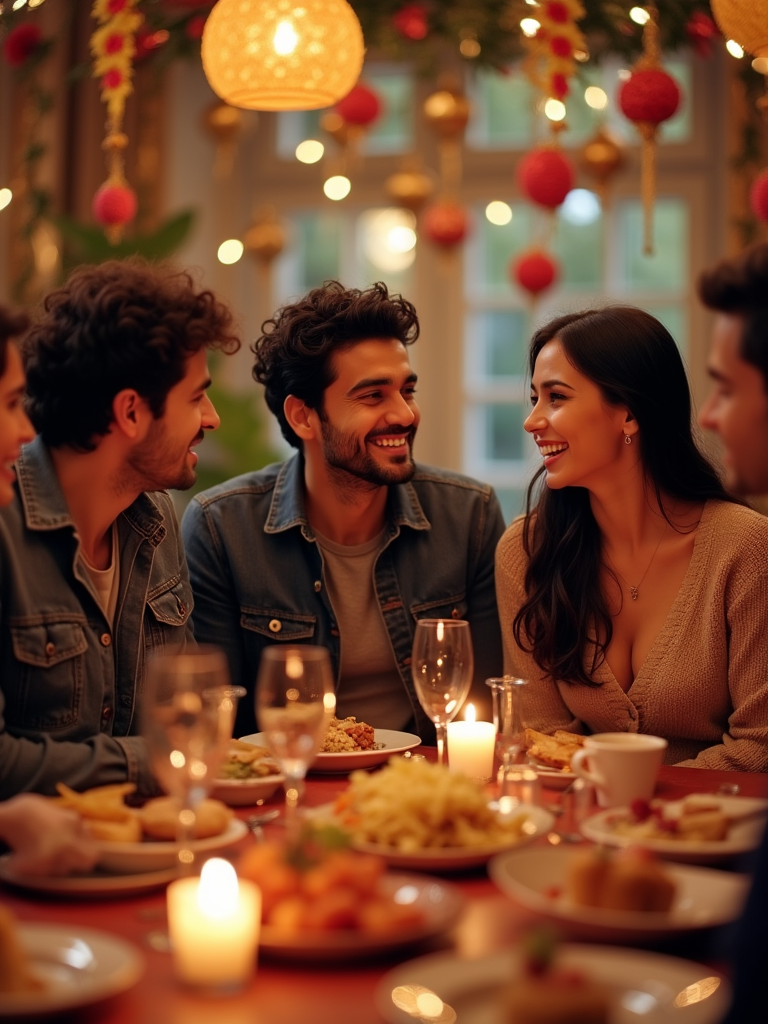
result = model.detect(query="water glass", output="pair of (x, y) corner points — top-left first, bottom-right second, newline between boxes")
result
(411, 619), (474, 765)
(485, 676), (528, 799)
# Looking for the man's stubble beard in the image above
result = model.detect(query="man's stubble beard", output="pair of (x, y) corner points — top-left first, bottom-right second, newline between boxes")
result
(121, 420), (198, 495)
(320, 418), (416, 492)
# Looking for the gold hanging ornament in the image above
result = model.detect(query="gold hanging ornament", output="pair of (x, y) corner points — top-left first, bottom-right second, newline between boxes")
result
(423, 81), (471, 202)
(385, 161), (435, 212)
(244, 206), (286, 264)
(617, 5), (681, 255)
(201, 100), (246, 181)
(579, 125), (625, 206)
(89, 0), (144, 244)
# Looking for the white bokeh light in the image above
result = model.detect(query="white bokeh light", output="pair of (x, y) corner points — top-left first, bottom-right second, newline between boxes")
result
(485, 201), (513, 226)
(217, 239), (244, 264)
(584, 86), (608, 110)
(296, 140), (324, 164)
(324, 175), (351, 200)
(361, 208), (417, 273)
(561, 189), (601, 226)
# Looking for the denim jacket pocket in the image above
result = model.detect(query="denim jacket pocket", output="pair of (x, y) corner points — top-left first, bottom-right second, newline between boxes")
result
(8, 618), (88, 730)
(410, 593), (468, 622)
(147, 577), (193, 626)
(241, 609), (317, 641)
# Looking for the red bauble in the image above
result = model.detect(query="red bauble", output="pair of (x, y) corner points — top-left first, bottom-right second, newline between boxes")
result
(92, 183), (138, 227)
(618, 69), (680, 125)
(518, 148), (574, 210)
(513, 251), (559, 296)
(334, 84), (382, 128)
(750, 170), (768, 223)
(186, 14), (207, 39)
(392, 3), (429, 41)
(422, 202), (469, 248)
(686, 12), (719, 57)
(3, 23), (43, 67)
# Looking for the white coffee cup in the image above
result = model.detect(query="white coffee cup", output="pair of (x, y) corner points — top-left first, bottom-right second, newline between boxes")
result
(570, 733), (667, 808)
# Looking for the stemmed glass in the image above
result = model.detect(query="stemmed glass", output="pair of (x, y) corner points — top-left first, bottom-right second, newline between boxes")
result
(411, 619), (474, 765)
(486, 676), (528, 800)
(141, 645), (244, 871)
(255, 645), (336, 835)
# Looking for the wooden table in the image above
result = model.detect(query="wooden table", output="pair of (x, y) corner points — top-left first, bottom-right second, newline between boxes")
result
(2, 764), (766, 1024)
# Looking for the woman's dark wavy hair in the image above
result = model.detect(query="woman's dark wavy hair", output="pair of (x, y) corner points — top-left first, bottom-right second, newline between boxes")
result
(253, 280), (420, 448)
(0, 306), (29, 377)
(22, 258), (240, 452)
(512, 305), (736, 687)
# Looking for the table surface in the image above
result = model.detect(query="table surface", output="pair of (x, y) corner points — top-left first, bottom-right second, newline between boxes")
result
(2, 762), (766, 1024)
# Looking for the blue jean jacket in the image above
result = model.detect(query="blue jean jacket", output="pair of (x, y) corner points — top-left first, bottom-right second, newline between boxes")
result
(181, 455), (505, 740)
(0, 437), (194, 798)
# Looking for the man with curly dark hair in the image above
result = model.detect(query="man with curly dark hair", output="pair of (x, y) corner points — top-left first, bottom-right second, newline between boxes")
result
(182, 280), (504, 741)
(0, 259), (240, 799)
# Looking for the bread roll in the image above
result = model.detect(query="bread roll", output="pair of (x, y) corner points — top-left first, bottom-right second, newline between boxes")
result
(140, 797), (232, 841)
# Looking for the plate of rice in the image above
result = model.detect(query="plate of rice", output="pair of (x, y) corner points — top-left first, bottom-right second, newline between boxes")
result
(239, 719), (422, 774)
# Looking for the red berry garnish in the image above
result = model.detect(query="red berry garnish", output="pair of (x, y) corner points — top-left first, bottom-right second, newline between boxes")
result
(630, 798), (652, 821)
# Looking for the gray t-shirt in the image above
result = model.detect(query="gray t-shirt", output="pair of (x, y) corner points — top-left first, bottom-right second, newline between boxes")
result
(315, 528), (413, 730)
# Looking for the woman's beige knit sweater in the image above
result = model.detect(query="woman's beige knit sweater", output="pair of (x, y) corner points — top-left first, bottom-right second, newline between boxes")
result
(495, 500), (768, 771)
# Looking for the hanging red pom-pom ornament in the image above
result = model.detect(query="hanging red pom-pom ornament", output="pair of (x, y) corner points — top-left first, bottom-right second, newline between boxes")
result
(421, 201), (469, 248)
(392, 3), (429, 41)
(513, 250), (559, 298)
(518, 147), (574, 210)
(334, 83), (382, 128)
(617, 10), (681, 255)
(3, 23), (43, 67)
(92, 182), (137, 244)
(686, 12), (719, 57)
(750, 169), (768, 223)
(618, 69), (680, 125)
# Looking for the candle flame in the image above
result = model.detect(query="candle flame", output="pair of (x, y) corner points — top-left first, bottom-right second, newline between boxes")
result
(465, 703), (476, 723)
(198, 858), (239, 918)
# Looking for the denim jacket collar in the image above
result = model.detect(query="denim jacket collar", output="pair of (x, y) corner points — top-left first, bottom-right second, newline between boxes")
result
(264, 453), (431, 537)
(16, 436), (167, 544)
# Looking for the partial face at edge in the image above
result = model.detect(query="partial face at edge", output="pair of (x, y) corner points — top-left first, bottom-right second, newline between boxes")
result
(699, 313), (768, 495)
(525, 338), (634, 491)
(0, 345), (34, 507)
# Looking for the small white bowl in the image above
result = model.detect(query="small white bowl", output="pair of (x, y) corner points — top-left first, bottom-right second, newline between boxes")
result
(210, 773), (284, 807)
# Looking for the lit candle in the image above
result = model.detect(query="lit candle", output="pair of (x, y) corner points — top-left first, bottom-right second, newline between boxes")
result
(446, 703), (496, 782)
(167, 858), (260, 990)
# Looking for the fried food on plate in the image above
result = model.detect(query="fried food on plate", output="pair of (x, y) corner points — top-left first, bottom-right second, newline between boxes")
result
(524, 728), (585, 770)
(0, 905), (44, 993)
(54, 782), (141, 843)
(139, 796), (232, 841)
(219, 739), (280, 780)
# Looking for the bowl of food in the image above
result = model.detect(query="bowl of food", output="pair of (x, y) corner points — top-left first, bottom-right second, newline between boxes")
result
(210, 739), (284, 806)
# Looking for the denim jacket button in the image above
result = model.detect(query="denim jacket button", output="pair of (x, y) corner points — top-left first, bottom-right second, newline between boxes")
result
(314, 581), (322, 592)
(451, 608), (461, 619)
(268, 619), (282, 633)
(100, 633), (112, 647)
(102, 706), (113, 721)
(45, 641), (56, 656)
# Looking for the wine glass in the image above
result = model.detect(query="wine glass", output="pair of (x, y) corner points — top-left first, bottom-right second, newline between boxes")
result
(486, 676), (528, 801)
(141, 645), (245, 871)
(255, 645), (336, 835)
(411, 619), (474, 765)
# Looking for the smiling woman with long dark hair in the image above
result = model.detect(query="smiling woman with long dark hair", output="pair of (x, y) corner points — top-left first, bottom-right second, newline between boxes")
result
(495, 305), (768, 771)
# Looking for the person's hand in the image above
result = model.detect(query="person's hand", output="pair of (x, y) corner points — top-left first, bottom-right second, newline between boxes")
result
(0, 793), (99, 876)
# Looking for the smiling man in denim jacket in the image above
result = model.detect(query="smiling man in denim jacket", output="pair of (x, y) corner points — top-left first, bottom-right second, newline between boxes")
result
(0, 259), (239, 799)
(182, 281), (505, 741)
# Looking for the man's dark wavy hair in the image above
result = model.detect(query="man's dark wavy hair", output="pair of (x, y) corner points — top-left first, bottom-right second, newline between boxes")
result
(698, 241), (768, 390)
(252, 280), (420, 448)
(23, 258), (240, 452)
(512, 305), (735, 688)
(0, 306), (29, 377)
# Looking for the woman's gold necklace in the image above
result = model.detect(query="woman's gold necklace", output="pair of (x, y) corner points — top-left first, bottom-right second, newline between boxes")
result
(605, 523), (667, 601)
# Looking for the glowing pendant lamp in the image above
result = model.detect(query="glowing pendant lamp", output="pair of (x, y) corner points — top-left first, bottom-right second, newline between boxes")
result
(202, 0), (365, 111)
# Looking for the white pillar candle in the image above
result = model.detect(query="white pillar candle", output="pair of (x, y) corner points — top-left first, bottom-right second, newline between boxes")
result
(167, 858), (260, 990)
(447, 704), (496, 782)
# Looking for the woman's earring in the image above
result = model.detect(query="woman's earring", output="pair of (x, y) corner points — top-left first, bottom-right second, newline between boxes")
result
(624, 433), (632, 445)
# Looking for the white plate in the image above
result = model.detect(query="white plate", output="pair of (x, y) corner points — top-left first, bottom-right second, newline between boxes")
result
(326, 805), (555, 871)
(239, 730), (423, 773)
(581, 795), (768, 864)
(489, 846), (749, 941)
(0, 855), (176, 898)
(210, 773), (284, 807)
(94, 817), (248, 874)
(0, 925), (144, 1018)
(377, 945), (730, 1024)
(526, 757), (576, 790)
(260, 872), (465, 961)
